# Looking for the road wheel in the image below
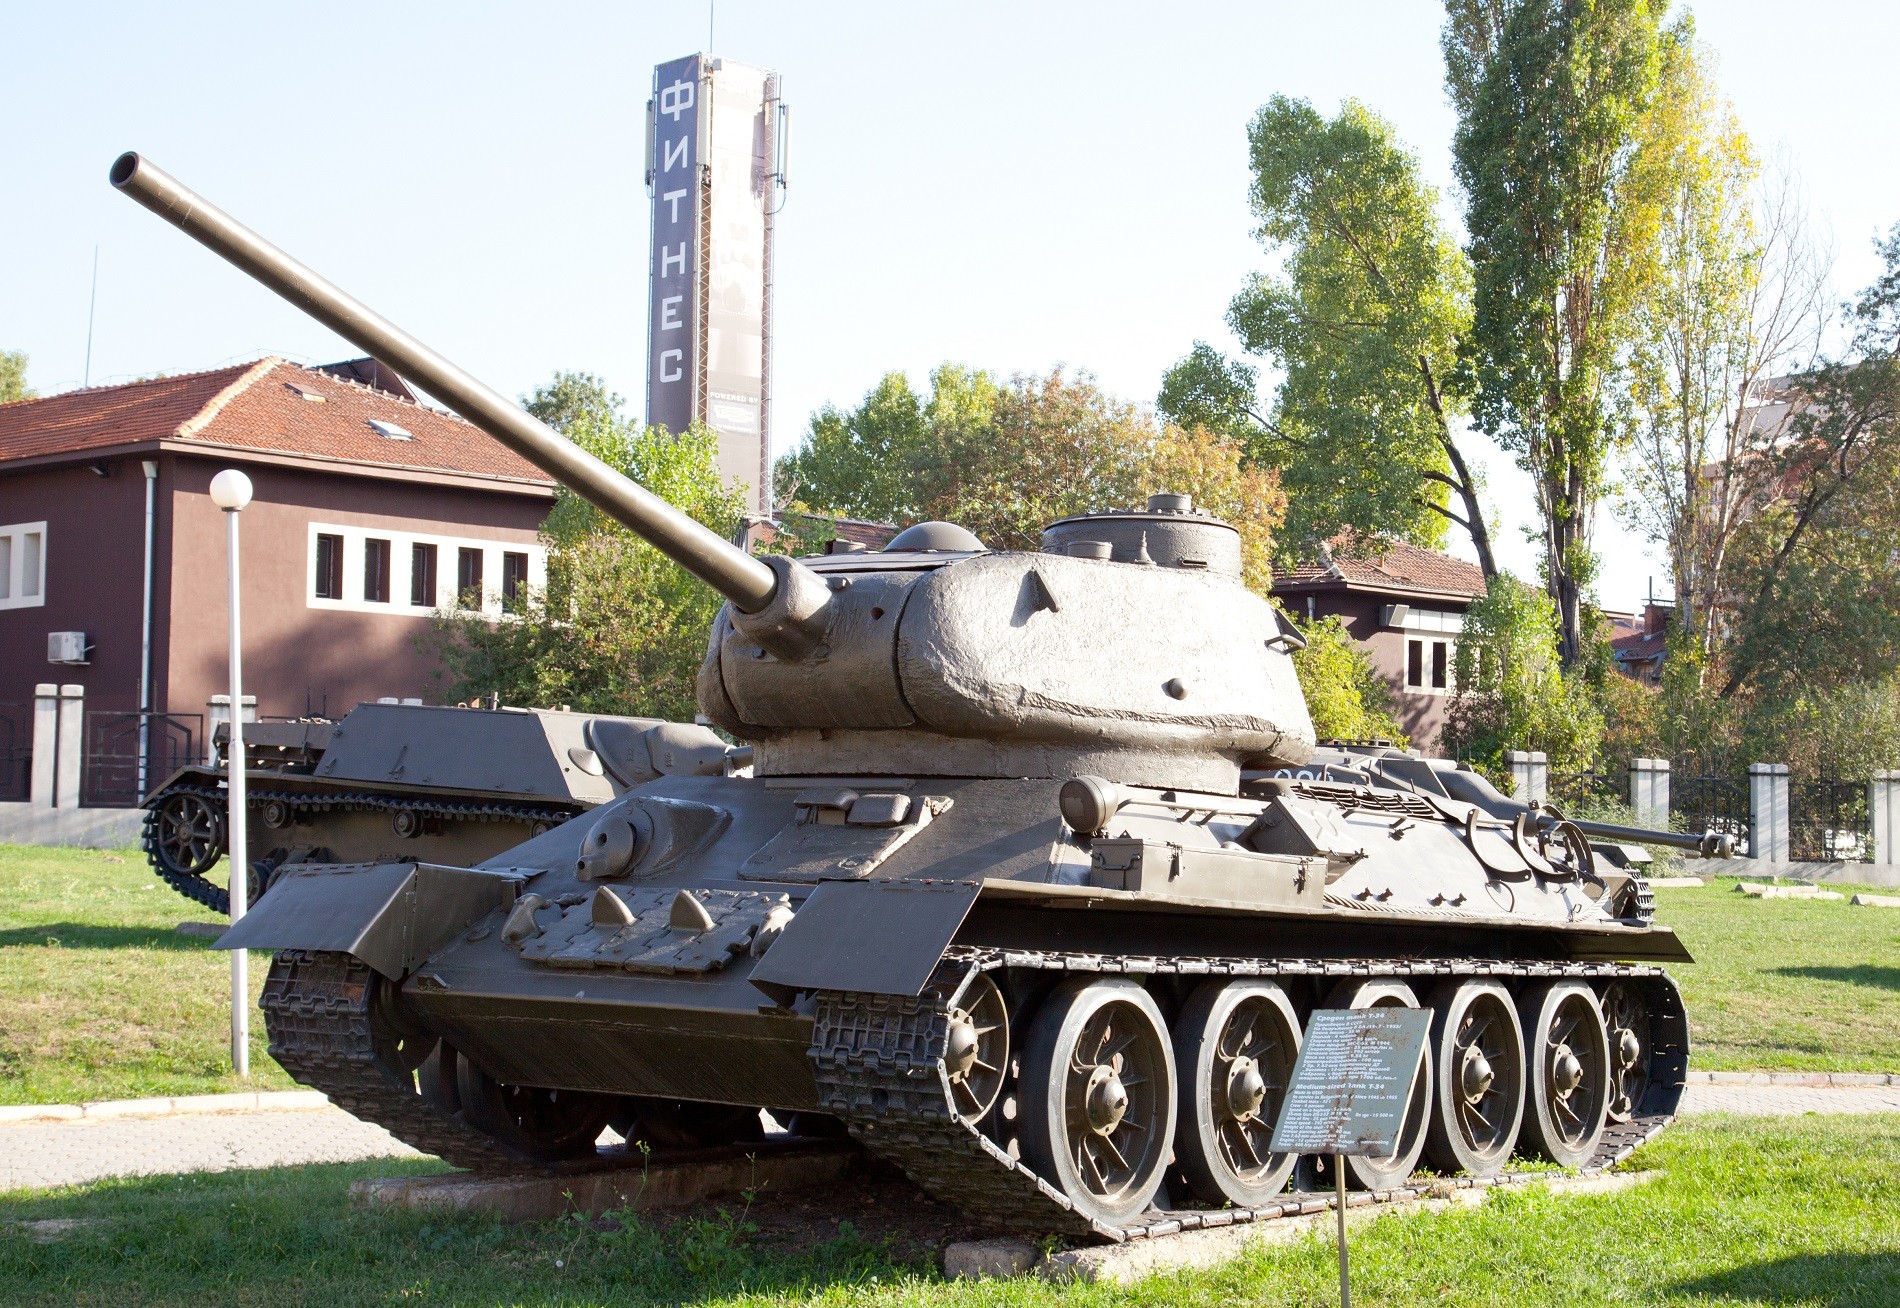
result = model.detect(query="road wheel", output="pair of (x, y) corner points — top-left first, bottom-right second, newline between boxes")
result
(1518, 981), (1611, 1166)
(1423, 980), (1524, 1177)
(454, 1059), (617, 1163)
(1020, 976), (1176, 1227)
(1172, 979), (1301, 1206)
(1322, 979), (1433, 1189)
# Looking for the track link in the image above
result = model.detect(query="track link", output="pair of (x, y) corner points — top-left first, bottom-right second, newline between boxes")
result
(259, 948), (525, 1172)
(144, 780), (580, 915)
(812, 948), (1680, 1242)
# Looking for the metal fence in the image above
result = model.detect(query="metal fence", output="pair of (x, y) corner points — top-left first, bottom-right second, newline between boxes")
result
(0, 702), (29, 803)
(1548, 770), (1622, 811)
(1671, 774), (1750, 857)
(1790, 777), (1872, 863)
(80, 712), (203, 808)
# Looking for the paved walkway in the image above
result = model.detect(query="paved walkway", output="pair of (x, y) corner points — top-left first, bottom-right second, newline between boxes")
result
(3, 1084), (1896, 1193)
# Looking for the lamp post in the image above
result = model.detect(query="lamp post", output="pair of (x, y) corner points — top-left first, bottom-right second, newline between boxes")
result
(209, 468), (253, 1075)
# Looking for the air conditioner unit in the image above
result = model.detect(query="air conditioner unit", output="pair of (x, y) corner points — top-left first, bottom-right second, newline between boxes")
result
(47, 631), (91, 665)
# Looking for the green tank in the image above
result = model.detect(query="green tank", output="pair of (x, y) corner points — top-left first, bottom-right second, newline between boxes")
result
(116, 152), (1727, 1237)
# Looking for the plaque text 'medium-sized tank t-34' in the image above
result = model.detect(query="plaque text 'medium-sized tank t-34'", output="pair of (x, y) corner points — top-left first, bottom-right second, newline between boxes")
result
(114, 153), (1729, 1238)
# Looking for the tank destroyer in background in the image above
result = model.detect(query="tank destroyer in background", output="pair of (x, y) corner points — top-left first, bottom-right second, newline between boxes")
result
(142, 701), (747, 914)
(115, 152), (1728, 1238)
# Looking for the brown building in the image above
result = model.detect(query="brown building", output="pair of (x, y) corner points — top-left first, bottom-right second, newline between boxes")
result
(0, 357), (556, 804)
(1272, 540), (1488, 751)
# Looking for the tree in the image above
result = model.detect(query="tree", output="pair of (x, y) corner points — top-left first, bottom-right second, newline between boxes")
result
(780, 366), (1287, 593)
(1290, 615), (1408, 744)
(1444, 0), (1676, 666)
(0, 351), (32, 404)
(1442, 574), (1604, 780)
(424, 375), (746, 719)
(1163, 97), (1495, 575)
(1616, 32), (1831, 664)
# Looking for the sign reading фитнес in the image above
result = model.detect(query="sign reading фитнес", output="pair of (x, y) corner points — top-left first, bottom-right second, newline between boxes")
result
(1270, 1007), (1432, 1157)
(648, 53), (702, 438)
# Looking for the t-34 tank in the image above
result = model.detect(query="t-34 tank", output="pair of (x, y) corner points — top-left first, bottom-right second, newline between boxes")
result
(116, 152), (1726, 1236)
(141, 701), (746, 915)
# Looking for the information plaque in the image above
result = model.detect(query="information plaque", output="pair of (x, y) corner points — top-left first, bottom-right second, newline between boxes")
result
(1269, 1006), (1433, 1157)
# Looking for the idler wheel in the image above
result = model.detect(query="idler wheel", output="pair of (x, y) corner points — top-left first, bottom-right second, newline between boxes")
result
(1171, 979), (1302, 1206)
(455, 1059), (618, 1163)
(1599, 979), (1653, 1123)
(1323, 979), (1434, 1189)
(1423, 980), (1525, 1178)
(1518, 980), (1611, 1166)
(151, 789), (225, 883)
(942, 971), (1009, 1123)
(1020, 976), (1176, 1227)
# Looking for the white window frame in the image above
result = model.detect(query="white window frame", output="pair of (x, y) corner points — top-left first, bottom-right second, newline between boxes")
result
(0, 521), (47, 610)
(305, 522), (544, 618)
(1404, 635), (1455, 696)
(1394, 607), (1465, 634)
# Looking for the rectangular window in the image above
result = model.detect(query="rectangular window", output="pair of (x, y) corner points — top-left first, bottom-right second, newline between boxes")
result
(0, 535), (10, 600)
(1406, 638), (1424, 690)
(0, 522), (47, 609)
(20, 532), (39, 598)
(410, 543), (438, 607)
(502, 551), (529, 613)
(457, 547), (484, 608)
(363, 537), (391, 603)
(314, 533), (344, 600)
(1431, 640), (1449, 690)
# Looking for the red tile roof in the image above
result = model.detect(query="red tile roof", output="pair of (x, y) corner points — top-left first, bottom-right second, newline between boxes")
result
(0, 357), (553, 486)
(1611, 630), (1668, 664)
(1276, 538), (1488, 599)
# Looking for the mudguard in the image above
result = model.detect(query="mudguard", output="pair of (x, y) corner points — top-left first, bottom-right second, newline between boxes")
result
(215, 861), (525, 981)
(748, 878), (981, 1004)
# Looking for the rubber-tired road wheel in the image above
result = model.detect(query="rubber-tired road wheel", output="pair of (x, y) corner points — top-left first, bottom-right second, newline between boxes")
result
(1172, 979), (1301, 1206)
(1423, 980), (1525, 1178)
(454, 1058), (618, 1163)
(1323, 978), (1433, 1189)
(1020, 976), (1176, 1227)
(1518, 980), (1611, 1167)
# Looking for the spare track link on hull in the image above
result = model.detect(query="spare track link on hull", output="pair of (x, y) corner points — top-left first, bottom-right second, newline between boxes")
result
(811, 947), (1679, 1242)
(143, 780), (580, 915)
(259, 948), (524, 1172)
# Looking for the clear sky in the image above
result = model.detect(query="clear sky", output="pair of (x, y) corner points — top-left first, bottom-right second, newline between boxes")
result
(4, 1), (1895, 612)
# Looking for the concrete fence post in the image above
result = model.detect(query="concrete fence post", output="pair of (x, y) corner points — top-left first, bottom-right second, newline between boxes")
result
(1506, 750), (1548, 803)
(1629, 758), (1671, 828)
(55, 684), (85, 809)
(1748, 762), (1791, 864)
(29, 684), (58, 808)
(1871, 771), (1900, 866)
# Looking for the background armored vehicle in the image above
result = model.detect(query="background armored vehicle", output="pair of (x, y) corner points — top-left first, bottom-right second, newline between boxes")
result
(118, 153), (1724, 1238)
(143, 700), (746, 915)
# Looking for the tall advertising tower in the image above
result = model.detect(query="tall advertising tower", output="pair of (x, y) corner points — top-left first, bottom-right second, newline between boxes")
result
(645, 54), (787, 515)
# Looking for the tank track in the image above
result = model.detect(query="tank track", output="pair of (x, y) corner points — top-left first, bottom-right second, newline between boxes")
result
(143, 779), (580, 915)
(812, 948), (1679, 1242)
(259, 948), (527, 1172)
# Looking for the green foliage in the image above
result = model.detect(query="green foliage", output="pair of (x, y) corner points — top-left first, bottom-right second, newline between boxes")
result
(780, 366), (1287, 593)
(1289, 615), (1407, 745)
(1445, 0), (1676, 664)
(1175, 96), (1493, 573)
(423, 374), (745, 720)
(1443, 575), (1604, 779)
(0, 350), (32, 404)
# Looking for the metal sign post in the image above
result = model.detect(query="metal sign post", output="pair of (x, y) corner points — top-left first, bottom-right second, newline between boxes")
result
(1271, 1007), (1434, 1308)
(209, 468), (253, 1075)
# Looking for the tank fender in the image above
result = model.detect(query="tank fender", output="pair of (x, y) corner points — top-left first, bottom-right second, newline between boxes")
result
(214, 861), (527, 981)
(748, 879), (981, 1005)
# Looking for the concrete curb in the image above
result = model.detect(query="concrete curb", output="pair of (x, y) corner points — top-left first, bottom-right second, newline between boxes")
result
(0, 1090), (330, 1124)
(947, 1171), (1660, 1284)
(1683, 1071), (1898, 1087)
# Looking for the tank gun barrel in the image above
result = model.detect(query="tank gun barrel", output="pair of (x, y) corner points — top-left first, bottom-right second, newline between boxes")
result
(108, 152), (779, 614)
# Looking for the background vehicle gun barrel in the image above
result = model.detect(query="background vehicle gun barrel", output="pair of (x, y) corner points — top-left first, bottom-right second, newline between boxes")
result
(108, 151), (779, 615)
(1553, 816), (1733, 859)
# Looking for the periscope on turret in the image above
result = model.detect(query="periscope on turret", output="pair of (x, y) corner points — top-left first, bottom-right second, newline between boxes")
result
(114, 152), (1717, 1238)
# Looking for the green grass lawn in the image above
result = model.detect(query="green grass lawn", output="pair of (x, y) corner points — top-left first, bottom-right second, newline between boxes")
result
(1, 846), (1895, 1107)
(2, 1115), (1895, 1305)
(0, 845), (290, 1104)
(1659, 877), (1900, 1072)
